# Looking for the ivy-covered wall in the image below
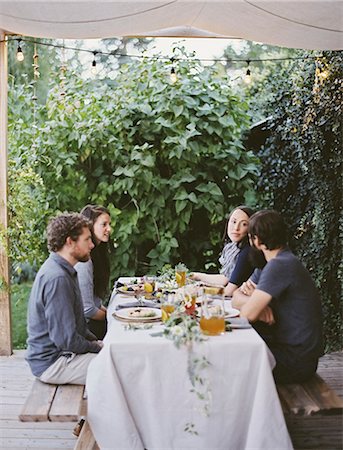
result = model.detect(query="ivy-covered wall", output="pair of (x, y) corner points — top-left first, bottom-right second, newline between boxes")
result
(255, 51), (342, 351)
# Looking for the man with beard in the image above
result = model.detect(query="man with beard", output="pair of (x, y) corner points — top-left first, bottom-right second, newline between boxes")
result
(26, 213), (103, 385)
(237, 210), (323, 384)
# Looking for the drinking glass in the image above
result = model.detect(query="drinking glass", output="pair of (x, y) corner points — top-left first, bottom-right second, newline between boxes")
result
(143, 276), (156, 294)
(161, 293), (177, 322)
(183, 285), (198, 315)
(175, 270), (186, 287)
(199, 286), (225, 335)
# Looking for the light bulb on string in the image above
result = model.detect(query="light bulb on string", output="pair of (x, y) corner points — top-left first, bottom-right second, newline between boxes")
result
(244, 60), (252, 84)
(169, 58), (177, 83)
(91, 52), (97, 75)
(170, 66), (177, 83)
(16, 39), (24, 62)
(33, 44), (40, 79)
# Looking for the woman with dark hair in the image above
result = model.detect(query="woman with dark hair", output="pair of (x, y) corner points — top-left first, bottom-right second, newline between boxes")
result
(75, 205), (111, 340)
(191, 205), (255, 296)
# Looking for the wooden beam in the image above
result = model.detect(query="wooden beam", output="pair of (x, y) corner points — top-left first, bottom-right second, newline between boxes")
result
(0, 30), (12, 356)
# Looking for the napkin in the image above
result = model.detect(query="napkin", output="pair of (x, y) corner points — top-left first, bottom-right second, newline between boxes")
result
(226, 317), (251, 329)
(115, 301), (160, 310)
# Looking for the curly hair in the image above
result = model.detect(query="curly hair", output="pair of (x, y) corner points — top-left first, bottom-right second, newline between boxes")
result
(47, 213), (91, 252)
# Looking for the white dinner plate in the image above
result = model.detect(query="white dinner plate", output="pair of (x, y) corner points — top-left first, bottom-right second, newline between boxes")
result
(117, 286), (141, 296)
(114, 307), (162, 321)
(224, 308), (240, 318)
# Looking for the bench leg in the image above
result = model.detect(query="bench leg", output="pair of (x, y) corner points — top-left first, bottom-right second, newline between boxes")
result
(73, 419), (98, 450)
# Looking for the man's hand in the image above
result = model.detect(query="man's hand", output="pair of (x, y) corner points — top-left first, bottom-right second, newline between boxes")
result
(97, 340), (104, 349)
(239, 279), (256, 296)
(257, 306), (275, 325)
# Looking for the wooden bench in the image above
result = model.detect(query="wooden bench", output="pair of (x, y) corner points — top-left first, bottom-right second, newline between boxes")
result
(19, 379), (98, 450)
(277, 374), (343, 449)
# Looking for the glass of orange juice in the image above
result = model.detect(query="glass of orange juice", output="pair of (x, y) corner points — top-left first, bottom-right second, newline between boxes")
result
(175, 263), (187, 287)
(183, 285), (197, 315)
(199, 287), (225, 336)
(161, 293), (176, 322)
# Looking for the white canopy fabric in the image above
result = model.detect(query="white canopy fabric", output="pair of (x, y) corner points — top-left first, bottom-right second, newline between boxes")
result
(0, 1), (342, 50)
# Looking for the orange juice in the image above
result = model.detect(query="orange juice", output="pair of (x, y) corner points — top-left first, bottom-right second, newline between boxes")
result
(175, 270), (186, 287)
(185, 294), (196, 315)
(161, 304), (175, 322)
(200, 316), (225, 336)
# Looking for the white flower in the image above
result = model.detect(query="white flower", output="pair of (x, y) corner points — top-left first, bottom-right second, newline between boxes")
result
(171, 325), (184, 337)
(65, 104), (74, 114)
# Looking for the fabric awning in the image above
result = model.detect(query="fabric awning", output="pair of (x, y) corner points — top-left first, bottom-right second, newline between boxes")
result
(0, 1), (342, 50)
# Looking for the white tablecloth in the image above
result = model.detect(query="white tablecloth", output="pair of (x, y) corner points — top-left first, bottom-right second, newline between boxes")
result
(86, 282), (293, 450)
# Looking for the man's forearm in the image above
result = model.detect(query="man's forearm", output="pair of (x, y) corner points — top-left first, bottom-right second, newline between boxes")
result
(232, 290), (251, 309)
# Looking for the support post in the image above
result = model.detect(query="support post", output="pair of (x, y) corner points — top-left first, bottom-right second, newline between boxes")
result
(0, 30), (12, 355)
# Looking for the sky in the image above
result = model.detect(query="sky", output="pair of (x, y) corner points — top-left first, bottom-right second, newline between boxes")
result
(134, 37), (244, 62)
(65, 36), (246, 77)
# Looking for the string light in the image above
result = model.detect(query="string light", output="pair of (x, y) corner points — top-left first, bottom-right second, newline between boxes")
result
(8, 36), (328, 65)
(244, 60), (252, 84)
(9, 36), (334, 85)
(169, 58), (177, 83)
(32, 44), (40, 79)
(60, 41), (67, 98)
(31, 44), (38, 151)
(91, 51), (97, 75)
(16, 39), (24, 62)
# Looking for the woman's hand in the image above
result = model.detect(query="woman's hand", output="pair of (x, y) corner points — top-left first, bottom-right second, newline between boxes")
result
(189, 272), (201, 281)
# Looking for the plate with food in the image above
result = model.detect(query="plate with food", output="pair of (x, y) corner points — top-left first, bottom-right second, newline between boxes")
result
(117, 285), (143, 296)
(224, 308), (240, 319)
(114, 307), (162, 322)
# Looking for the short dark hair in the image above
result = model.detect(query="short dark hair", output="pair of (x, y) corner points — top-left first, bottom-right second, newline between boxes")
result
(248, 210), (288, 250)
(47, 213), (90, 252)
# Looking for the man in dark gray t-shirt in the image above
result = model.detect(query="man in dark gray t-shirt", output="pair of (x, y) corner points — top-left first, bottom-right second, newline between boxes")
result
(26, 213), (103, 385)
(239, 210), (323, 384)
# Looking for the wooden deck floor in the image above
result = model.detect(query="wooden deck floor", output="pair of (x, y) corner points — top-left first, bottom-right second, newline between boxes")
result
(0, 350), (342, 450)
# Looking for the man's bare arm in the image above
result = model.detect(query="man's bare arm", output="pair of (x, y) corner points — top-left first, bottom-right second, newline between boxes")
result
(232, 279), (256, 309)
(240, 289), (272, 322)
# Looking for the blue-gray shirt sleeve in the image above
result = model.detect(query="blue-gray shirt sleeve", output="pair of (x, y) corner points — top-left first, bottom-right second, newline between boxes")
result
(229, 245), (254, 286)
(75, 260), (102, 318)
(257, 259), (290, 298)
(250, 268), (261, 285)
(44, 276), (100, 354)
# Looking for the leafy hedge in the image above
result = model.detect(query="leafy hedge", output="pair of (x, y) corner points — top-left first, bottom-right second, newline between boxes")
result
(255, 51), (342, 351)
(8, 50), (259, 278)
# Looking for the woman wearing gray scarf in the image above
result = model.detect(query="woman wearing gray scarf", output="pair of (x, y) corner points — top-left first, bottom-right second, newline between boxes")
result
(191, 206), (254, 296)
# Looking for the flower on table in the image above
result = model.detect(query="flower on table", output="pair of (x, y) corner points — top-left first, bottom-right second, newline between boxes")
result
(171, 325), (184, 337)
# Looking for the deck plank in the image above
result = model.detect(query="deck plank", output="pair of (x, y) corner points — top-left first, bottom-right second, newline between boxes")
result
(1, 349), (342, 449)
(19, 380), (57, 422)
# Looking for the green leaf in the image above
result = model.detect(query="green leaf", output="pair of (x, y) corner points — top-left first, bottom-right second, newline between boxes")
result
(173, 189), (189, 201)
(172, 105), (183, 117)
(175, 200), (187, 214)
(188, 192), (198, 203)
